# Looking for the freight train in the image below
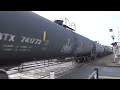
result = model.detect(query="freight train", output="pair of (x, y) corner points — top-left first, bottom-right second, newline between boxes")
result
(0, 11), (113, 78)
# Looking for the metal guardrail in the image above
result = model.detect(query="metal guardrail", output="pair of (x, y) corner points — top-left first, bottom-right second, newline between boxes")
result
(7, 59), (63, 75)
(88, 67), (120, 79)
(7, 59), (75, 79)
(88, 68), (98, 79)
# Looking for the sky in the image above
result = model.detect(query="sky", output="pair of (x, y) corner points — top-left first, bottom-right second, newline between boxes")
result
(32, 11), (120, 46)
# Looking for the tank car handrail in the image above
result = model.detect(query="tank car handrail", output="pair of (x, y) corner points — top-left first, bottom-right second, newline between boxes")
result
(54, 17), (75, 31)
(71, 22), (76, 31)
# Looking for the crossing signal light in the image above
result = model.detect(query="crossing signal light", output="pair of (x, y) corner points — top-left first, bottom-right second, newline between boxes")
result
(111, 42), (117, 46)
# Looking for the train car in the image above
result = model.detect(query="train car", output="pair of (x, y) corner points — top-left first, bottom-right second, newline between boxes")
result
(103, 46), (113, 55)
(106, 46), (113, 54)
(0, 11), (76, 66)
(73, 33), (94, 57)
(94, 42), (105, 57)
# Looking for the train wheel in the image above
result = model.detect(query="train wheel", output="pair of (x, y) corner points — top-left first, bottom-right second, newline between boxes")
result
(86, 57), (89, 62)
(0, 69), (9, 79)
(75, 58), (83, 63)
(82, 57), (85, 63)
(92, 56), (96, 60)
(75, 59), (80, 63)
(86, 57), (90, 61)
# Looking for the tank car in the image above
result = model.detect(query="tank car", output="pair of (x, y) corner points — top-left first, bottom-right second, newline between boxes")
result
(0, 11), (75, 66)
(73, 33), (93, 56)
(94, 42), (104, 57)
(0, 11), (95, 66)
(103, 46), (113, 55)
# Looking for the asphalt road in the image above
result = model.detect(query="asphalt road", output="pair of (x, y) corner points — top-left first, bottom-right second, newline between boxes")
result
(57, 54), (120, 79)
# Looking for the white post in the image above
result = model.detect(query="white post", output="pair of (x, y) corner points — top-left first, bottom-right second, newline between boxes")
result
(113, 46), (116, 63)
(117, 27), (120, 64)
(118, 46), (120, 64)
(50, 71), (55, 79)
(119, 58), (120, 64)
(93, 73), (97, 79)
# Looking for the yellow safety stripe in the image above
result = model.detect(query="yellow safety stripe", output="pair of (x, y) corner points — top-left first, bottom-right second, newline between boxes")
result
(99, 76), (120, 79)
(43, 31), (46, 41)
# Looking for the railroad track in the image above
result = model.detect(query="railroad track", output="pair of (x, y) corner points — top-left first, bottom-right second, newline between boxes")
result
(7, 55), (111, 79)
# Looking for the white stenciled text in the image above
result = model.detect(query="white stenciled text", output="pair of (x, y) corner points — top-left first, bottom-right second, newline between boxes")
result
(0, 32), (42, 45)
(21, 36), (41, 45)
(0, 33), (15, 42)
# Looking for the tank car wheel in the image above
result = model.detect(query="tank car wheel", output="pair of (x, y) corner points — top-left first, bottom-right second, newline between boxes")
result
(87, 57), (91, 62)
(75, 59), (80, 63)
(81, 57), (85, 63)
(86, 57), (90, 61)
(91, 56), (96, 60)
(0, 69), (9, 79)
(75, 59), (83, 63)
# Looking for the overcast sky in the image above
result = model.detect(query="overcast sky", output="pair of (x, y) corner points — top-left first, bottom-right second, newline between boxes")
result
(32, 11), (120, 46)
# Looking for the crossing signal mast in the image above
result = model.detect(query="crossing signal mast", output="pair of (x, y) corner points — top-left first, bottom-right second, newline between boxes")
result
(109, 29), (115, 42)
(109, 27), (120, 63)
(109, 29), (117, 63)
